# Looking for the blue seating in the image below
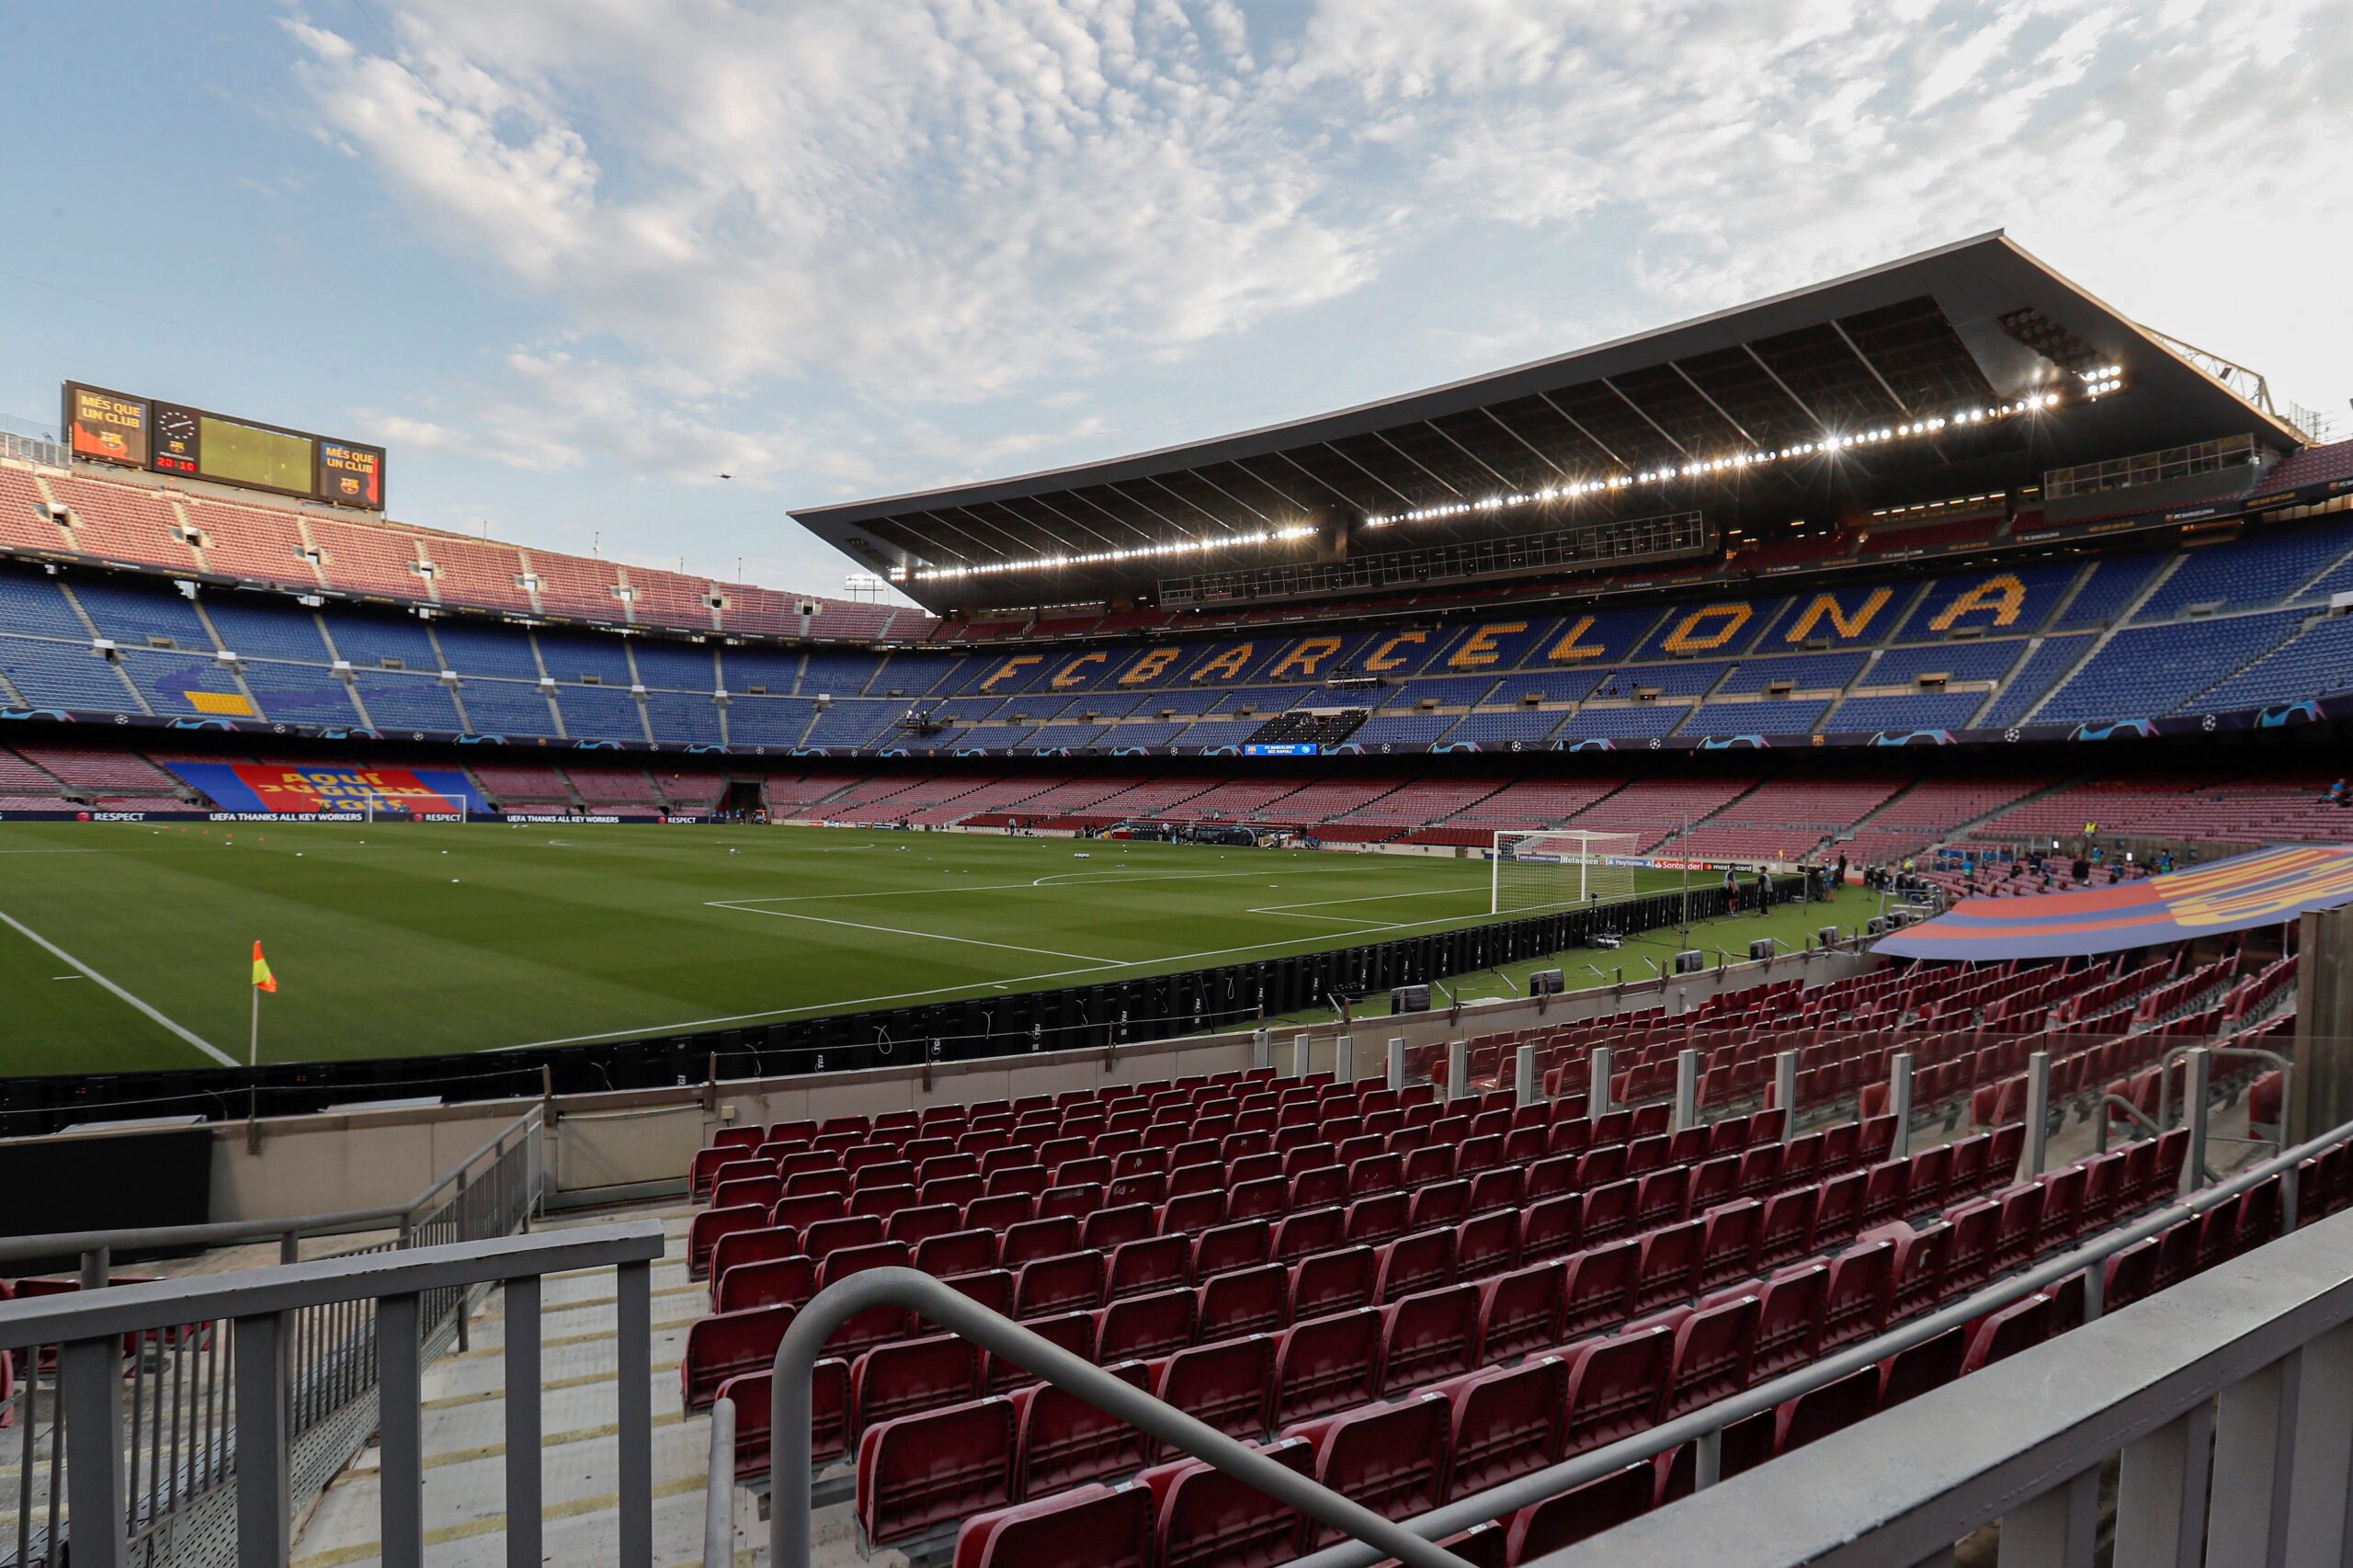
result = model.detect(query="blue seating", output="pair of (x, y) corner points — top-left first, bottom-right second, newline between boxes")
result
(2, 637), (130, 710)
(631, 641), (718, 690)
(643, 690), (724, 744)
(118, 649), (246, 715)
(2186, 615), (2353, 712)
(71, 580), (212, 646)
(1025, 723), (1108, 750)
(2053, 555), (2164, 629)
(457, 679), (562, 735)
(2035, 613), (2301, 724)
(1559, 705), (1688, 740)
(237, 661), (364, 724)
(1681, 699), (1831, 737)
(537, 632), (636, 686)
(202, 598), (334, 662)
(1827, 692), (1987, 733)
(725, 697), (817, 746)
(1977, 637), (2094, 727)
(1866, 642), (2023, 685)
(553, 683), (649, 741)
(2137, 529), (2353, 619)
(1587, 661), (1728, 699)
(355, 673), (466, 730)
(1170, 719), (1264, 749)
(1715, 653), (1867, 693)
(427, 620), (541, 679)
(806, 700), (899, 746)
(1443, 711), (1564, 745)
(0, 576), (93, 641)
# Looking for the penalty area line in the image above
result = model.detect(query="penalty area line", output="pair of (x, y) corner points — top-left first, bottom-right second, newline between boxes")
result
(0, 906), (239, 1067)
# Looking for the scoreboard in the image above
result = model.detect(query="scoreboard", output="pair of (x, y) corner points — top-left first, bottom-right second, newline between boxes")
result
(63, 382), (385, 510)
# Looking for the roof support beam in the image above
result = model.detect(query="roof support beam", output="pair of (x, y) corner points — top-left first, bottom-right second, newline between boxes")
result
(1668, 362), (1763, 446)
(1600, 377), (1692, 460)
(1738, 342), (1836, 436)
(1533, 392), (1631, 471)
(1422, 420), (1524, 494)
(1479, 407), (1576, 483)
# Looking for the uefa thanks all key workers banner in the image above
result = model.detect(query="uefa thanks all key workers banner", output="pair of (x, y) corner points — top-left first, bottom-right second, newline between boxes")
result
(1873, 844), (2353, 960)
(165, 761), (489, 816)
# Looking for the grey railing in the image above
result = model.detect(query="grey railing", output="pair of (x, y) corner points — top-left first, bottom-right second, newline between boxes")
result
(757, 1267), (1476, 1568)
(0, 1223), (663, 1568)
(1535, 1202), (2353, 1568)
(723, 1076), (2353, 1568)
(0, 1108), (541, 1568)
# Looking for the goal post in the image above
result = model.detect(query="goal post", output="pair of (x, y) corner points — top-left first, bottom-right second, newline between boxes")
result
(1491, 829), (1641, 915)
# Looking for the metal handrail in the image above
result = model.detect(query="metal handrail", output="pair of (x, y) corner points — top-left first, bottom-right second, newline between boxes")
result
(0, 1106), (540, 1267)
(1289, 1100), (2353, 1568)
(719, 1098), (2353, 1568)
(761, 1267), (1476, 1568)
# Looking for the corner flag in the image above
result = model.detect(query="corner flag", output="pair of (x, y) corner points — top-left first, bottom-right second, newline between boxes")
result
(252, 940), (277, 994)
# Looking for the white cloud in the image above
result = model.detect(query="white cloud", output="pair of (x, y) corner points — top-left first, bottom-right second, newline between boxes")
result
(278, 0), (2353, 593)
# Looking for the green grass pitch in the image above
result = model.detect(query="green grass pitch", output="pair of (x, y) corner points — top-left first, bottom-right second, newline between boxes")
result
(0, 820), (1861, 1076)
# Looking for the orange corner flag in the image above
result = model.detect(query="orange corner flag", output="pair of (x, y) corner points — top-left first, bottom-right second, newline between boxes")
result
(252, 940), (278, 994)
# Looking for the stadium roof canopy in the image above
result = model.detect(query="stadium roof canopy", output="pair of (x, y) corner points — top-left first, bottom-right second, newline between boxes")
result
(793, 233), (2307, 614)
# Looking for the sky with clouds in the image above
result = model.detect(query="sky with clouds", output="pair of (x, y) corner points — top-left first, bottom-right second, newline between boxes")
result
(2, 0), (2347, 605)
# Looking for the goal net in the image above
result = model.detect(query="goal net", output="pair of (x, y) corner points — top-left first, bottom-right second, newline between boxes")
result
(1491, 829), (1642, 915)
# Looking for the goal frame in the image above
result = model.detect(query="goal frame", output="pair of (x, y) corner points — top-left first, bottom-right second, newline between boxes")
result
(1490, 828), (1640, 915)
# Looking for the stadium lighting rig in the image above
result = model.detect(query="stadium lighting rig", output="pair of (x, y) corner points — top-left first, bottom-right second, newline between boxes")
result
(1359, 385), (2086, 528)
(892, 522), (1318, 583)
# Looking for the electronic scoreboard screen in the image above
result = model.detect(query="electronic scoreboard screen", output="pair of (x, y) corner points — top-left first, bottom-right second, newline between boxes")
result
(65, 383), (150, 468)
(59, 381), (385, 509)
(198, 414), (315, 495)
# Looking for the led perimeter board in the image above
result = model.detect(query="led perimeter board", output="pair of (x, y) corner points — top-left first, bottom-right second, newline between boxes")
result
(63, 381), (385, 509)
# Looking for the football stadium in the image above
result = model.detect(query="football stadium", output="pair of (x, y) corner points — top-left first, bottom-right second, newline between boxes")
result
(7, 16), (2353, 1568)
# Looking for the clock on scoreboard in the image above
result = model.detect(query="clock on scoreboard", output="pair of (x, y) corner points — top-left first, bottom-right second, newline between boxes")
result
(62, 381), (385, 511)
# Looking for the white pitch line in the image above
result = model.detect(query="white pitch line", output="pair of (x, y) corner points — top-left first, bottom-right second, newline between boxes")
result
(490, 899), (1541, 1053)
(714, 903), (1119, 964)
(0, 907), (238, 1066)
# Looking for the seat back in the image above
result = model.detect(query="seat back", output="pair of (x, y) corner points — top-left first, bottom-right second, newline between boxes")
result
(1012, 1360), (1153, 1494)
(855, 1396), (1017, 1547)
(1272, 1307), (1382, 1425)
(1097, 1288), (1196, 1363)
(1560, 1238), (1640, 1338)
(952, 1482), (1154, 1568)
(714, 1254), (817, 1314)
(1150, 1335), (1276, 1441)
(850, 1335), (983, 1434)
(1561, 1323), (1674, 1456)
(1378, 1283), (1481, 1392)
(681, 1301), (795, 1412)
(1443, 1357), (1568, 1497)
(1143, 1436), (1313, 1568)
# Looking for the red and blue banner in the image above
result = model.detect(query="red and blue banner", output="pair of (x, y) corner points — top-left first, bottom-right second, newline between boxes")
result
(1874, 845), (2353, 960)
(164, 762), (488, 816)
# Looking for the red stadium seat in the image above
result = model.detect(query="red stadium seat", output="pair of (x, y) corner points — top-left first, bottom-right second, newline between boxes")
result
(1560, 1323), (1673, 1456)
(1657, 1293), (1758, 1421)
(1010, 1359), (1152, 1493)
(714, 1254), (817, 1313)
(802, 1214), (885, 1264)
(1506, 1460), (1654, 1564)
(951, 1482), (1153, 1568)
(1733, 1263), (1824, 1381)
(1373, 1228), (1456, 1304)
(1378, 1283), (1481, 1392)
(1142, 1435), (1313, 1568)
(1560, 1238), (1640, 1338)
(1284, 1393), (1452, 1545)
(1961, 1293), (2053, 1374)
(682, 1302), (794, 1413)
(1097, 1288), (1197, 1363)
(1289, 1244), (1377, 1321)
(849, 1334), (983, 1434)
(1439, 1356), (1569, 1497)
(1631, 1220), (1700, 1313)
(1475, 1261), (1563, 1364)
(982, 1310), (1094, 1395)
(1271, 1307), (1381, 1425)
(1015, 1250), (1108, 1318)
(688, 1204), (768, 1281)
(1150, 1335), (1275, 1441)
(707, 1227), (801, 1292)
(1197, 1263), (1289, 1340)
(713, 1359), (848, 1479)
(1813, 1240), (1894, 1351)
(1108, 1234), (1191, 1300)
(855, 1396), (1017, 1548)
(1002, 1216), (1081, 1271)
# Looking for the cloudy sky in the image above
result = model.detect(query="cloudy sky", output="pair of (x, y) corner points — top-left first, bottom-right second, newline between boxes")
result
(3, 1), (2347, 602)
